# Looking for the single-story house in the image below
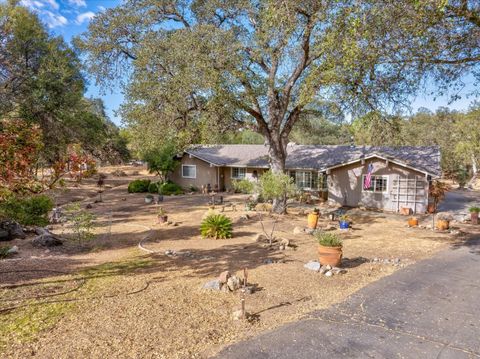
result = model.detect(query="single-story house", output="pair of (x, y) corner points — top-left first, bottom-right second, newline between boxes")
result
(170, 144), (441, 213)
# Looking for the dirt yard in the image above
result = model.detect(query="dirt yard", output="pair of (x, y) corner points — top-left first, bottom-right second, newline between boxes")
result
(0, 166), (466, 358)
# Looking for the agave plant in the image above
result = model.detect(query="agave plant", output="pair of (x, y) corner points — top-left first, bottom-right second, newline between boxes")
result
(200, 214), (233, 239)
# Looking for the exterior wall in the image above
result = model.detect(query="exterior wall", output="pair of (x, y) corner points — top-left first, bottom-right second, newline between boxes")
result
(223, 167), (266, 191)
(327, 159), (429, 213)
(170, 155), (219, 189)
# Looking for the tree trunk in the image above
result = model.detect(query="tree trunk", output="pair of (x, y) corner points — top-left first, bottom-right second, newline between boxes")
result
(267, 136), (288, 214)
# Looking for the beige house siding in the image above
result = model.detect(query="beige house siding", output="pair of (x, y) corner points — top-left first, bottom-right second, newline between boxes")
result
(170, 155), (218, 189)
(223, 167), (266, 191)
(327, 158), (429, 213)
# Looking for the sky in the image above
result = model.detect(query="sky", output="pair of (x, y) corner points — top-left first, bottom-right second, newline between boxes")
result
(11, 0), (480, 126)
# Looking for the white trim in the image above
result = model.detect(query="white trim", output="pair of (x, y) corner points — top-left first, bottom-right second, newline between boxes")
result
(181, 164), (197, 179)
(231, 167), (246, 179)
(322, 154), (437, 177)
(362, 175), (388, 193)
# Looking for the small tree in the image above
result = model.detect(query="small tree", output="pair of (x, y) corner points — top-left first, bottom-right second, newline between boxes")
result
(258, 172), (297, 214)
(65, 203), (96, 244)
(142, 144), (179, 183)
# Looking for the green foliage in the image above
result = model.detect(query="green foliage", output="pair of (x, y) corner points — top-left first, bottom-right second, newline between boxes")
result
(159, 182), (183, 195)
(142, 143), (179, 181)
(315, 232), (343, 247)
(127, 179), (151, 193)
(0, 195), (53, 226)
(469, 206), (480, 213)
(64, 203), (96, 243)
(200, 214), (233, 239)
(0, 246), (11, 259)
(148, 182), (160, 194)
(232, 179), (255, 194)
(258, 172), (297, 202)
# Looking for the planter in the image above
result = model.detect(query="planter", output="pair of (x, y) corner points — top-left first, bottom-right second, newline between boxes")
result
(427, 203), (435, 214)
(318, 244), (343, 267)
(400, 207), (412, 216)
(339, 220), (349, 229)
(471, 212), (479, 225)
(307, 212), (319, 229)
(436, 219), (450, 231)
(158, 215), (168, 224)
(144, 196), (154, 204)
(408, 218), (418, 227)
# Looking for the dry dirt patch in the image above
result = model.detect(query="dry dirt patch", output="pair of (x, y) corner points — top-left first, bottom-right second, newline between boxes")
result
(0, 173), (460, 358)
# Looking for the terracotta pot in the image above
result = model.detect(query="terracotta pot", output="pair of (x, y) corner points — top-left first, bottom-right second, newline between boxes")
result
(436, 219), (450, 231)
(427, 204), (435, 214)
(408, 218), (418, 227)
(471, 212), (479, 225)
(318, 244), (343, 267)
(307, 212), (319, 229)
(400, 207), (412, 216)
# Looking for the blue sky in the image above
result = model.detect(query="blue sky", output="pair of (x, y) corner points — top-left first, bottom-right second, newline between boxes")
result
(13, 0), (480, 126)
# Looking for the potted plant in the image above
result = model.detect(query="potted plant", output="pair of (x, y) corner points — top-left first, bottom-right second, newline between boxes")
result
(469, 206), (480, 225)
(436, 212), (452, 231)
(157, 207), (168, 223)
(315, 232), (343, 267)
(157, 186), (164, 202)
(145, 194), (154, 204)
(408, 217), (419, 227)
(338, 214), (350, 229)
(307, 208), (320, 229)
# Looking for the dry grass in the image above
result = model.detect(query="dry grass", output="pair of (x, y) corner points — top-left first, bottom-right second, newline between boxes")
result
(0, 166), (461, 358)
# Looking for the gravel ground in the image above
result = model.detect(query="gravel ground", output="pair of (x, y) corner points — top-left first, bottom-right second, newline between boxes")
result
(0, 168), (461, 358)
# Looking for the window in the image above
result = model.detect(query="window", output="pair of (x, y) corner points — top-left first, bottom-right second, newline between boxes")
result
(362, 175), (388, 193)
(231, 167), (246, 179)
(290, 171), (322, 190)
(182, 165), (196, 178)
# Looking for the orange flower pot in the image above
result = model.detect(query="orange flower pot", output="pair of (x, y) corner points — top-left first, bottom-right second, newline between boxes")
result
(318, 245), (343, 267)
(307, 213), (319, 229)
(408, 218), (418, 227)
(436, 219), (450, 231)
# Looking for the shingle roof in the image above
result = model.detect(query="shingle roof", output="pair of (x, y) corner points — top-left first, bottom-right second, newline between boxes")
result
(185, 144), (441, 177)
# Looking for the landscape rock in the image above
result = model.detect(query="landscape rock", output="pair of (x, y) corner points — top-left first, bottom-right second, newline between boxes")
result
(244, 286), (255, 295)
(0, 229), (10, 242)
(332, 267), (347, 275)
(280, 238), (290, 247)
(304, 228), (315, 235)
(164, 249), (176, 256)
(32, 235), (62, 247)
(325, 264), (332, 270)
(7, 245), (19, 254)
(304, 260), (321, 271)
(319, 266), (328, 274)
(324, 270), (333, 277)
(263, 258), (274, 264)
(203, 279), (221, 291)
(227, 276), (241, 291)
(86, 203), (93, 209)
(218, 271), (231, 284)
(293, 226), (305, 235)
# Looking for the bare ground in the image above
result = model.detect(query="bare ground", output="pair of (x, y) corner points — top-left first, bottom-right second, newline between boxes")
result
(0, 166), (467, 358)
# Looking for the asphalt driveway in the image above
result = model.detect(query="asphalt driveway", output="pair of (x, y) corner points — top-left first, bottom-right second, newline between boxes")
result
(218, 238), (480, 358)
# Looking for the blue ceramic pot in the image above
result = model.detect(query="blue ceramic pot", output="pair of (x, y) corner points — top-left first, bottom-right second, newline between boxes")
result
(339, 220), (349, 229)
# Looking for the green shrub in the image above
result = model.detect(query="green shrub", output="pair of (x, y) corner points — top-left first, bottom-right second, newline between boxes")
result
(200, 214), (233, 239)
(160, 181), (183, 195)
(0, 246), (11, 259)
(64, 203), (96, 243)
(232, 179), (255, 194)
(469, 206), (480, 213)
(315, 232), (342, 247)
(148, 182), (160, 194)
(0, 195), (53, 226)
(189, 185), (198, 192)
(258, 171), (297, 201)
(128, 179), (151, 193)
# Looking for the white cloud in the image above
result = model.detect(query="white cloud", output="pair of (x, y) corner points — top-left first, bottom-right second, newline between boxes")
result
(43, 10), (68, 28)
(68, 0), (86, 7)
(44, 0), (59, 10)
(97, 5), (106, 11)
(76, 11), (95, 24)
(20, 0), (45, 9)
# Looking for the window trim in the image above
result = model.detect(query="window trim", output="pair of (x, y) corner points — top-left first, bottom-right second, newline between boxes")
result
(181, 164), (197, 179)
(231, 167), (246, 179)
(362, 175), (388, 193)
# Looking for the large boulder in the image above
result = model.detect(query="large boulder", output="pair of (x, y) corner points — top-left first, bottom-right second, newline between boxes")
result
(32, 227), (63, 247)
(0, 220), (26, 241)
